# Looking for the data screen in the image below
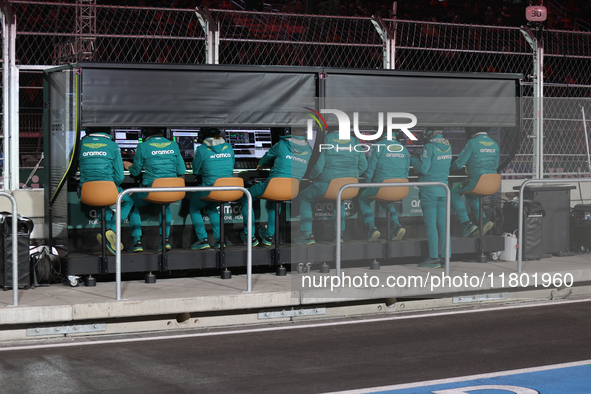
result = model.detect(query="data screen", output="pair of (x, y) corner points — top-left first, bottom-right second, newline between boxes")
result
(225, 129), (272, 159)
(172, 129), (200, 160)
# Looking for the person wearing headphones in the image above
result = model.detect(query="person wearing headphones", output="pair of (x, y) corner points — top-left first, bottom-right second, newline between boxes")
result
(450, 127), (500, 238)
(359, 133), (410, 242)
(239, 128), (312, 246)
(295, 130), (368, 244)
(411, 129), (452, 268)
(124, 127), (186, 252)
(78, 126), (134, 255)
(189, 128), (235, 250)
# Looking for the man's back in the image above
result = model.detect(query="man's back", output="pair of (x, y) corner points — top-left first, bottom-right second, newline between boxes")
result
(130, 135), (185, 186)
(79, 133), (123, 186)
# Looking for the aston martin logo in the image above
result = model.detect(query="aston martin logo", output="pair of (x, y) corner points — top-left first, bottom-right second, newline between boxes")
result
(150, 142), (172, 148)
(83, 143), (107, 149)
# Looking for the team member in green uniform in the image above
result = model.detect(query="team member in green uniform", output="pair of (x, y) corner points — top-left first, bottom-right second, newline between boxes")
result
(295, 131), (368, 244)
(411, 129), (452, 268)
(78, 127), (134, 255)
(125, 127), (186, 252)
(450, 127), (500, 237)
(190, 128), (235, 250)
(359, 135), (410, 242)
(239, 129), (312, 246)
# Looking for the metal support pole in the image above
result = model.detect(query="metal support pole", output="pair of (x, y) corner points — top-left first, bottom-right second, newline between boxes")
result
(335, 181), (451, 276)
(195, 6), (217, 65)
(582, 106), (591, 172)
(371, 15), (394, 70)
(116, 186), (252, 300)
(2, 8), (19, 191)
(521, 27), (544, 179)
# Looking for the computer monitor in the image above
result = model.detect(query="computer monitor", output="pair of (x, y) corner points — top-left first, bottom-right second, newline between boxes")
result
(225, 129), (272, 159)
(171, 129), (200, 160)
(114, 128), (142, 159)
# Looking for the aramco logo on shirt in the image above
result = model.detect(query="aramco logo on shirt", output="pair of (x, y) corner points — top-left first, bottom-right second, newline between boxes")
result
(304, 108), (417, 153)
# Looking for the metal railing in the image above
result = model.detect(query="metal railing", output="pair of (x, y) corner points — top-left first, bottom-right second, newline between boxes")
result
(0, 192), (19, 306)
(517, 178), (591, 273)
(335, 181), (451, 276)
(115, 185), (253, 301)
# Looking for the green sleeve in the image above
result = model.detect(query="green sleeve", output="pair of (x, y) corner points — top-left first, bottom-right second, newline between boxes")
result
(113, 146), (125, 186)
(411, 146), (432, 175)
(192, 146), (204, 175)
(308, 150), (325, 180)
(129, 144), (144, 177)
(174, 144), (186, 176)
(258, 141), (280, 168)
(451, 140), (472, 171)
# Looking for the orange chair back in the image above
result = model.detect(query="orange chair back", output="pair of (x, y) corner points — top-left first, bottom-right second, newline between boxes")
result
(372, 178), (409, 202)
(259, 177), (299, 202)
(143, 177), (186, 204)
(322, 177), (359, 201)
(462, 173), (502, 197)
(81, 181), (119, 207)
(201, 177), (244, 203)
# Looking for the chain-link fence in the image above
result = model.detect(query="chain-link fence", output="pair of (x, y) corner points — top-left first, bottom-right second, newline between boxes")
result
(6, 1), (591, 177)
(13, 2), (206, 65)
(211, 10), (383, 68)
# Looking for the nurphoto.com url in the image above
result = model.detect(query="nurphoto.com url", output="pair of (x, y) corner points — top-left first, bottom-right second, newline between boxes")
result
(300, 272), (574, 292)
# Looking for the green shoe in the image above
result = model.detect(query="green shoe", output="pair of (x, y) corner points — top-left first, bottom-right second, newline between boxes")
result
(128, 241), (144, 253)
(480, 219), (494, 237)
(418, 257), (441, 268)
(294, 234), (316, 245)
(367, 227), (381, 242)
(461, 222), (478, 238)
(240, 231), (259, 247)
(97, 230), (122, 256)
(391, 225), (406, 241)
(191, 240), (210, 250)
(258, 227), (273, 247)
(157, 239), (172, 252)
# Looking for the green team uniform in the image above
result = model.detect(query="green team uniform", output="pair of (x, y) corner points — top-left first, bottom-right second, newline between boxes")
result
(411, 135), (452, 259)
(190, 138), (235, 243)
(78, 132), (133, 232)
(128, 134), (186, 241)
(240, 135), (312, 239)
(450, 132), (500, 225)
(298, 132), (368, 239)
(359, 139), (410, 233)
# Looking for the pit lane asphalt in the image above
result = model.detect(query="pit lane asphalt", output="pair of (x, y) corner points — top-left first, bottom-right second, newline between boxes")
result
(1, 299), (590, 394)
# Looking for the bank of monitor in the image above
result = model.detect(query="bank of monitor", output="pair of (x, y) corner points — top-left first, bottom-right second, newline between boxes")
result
(171, 129), (200, 161)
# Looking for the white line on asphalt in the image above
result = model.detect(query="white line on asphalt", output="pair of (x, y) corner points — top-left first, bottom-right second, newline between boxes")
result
(2, 297), (590, 352)
(322, 358), (591, 393)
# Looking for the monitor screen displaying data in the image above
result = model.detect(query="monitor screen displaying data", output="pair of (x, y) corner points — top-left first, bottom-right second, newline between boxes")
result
(225, 129), (272, 159)
(171, 129), (200, 160)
